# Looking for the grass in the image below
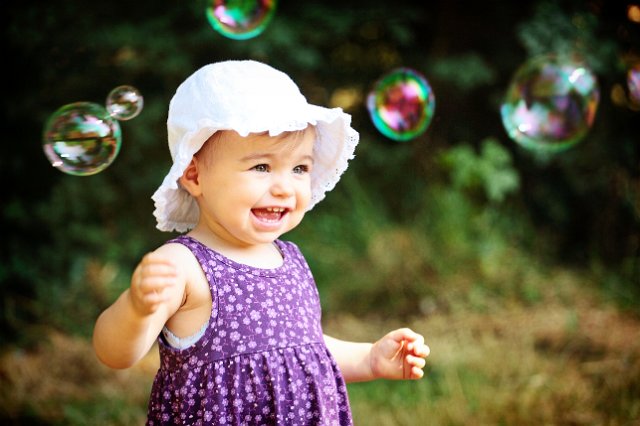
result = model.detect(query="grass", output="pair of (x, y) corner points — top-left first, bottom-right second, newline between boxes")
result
(0, 331), (156, 425)
(1, 266), (638, 425)
(340, 298), (640, 425)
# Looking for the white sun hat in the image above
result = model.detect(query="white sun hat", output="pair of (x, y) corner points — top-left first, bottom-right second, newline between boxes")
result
(152, 60), (360, 232)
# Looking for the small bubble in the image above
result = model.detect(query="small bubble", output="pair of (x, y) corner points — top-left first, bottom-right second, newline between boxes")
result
(627, 63), (640, 105)
(106, 85), (144, 121)
(205, 0), (277, 40)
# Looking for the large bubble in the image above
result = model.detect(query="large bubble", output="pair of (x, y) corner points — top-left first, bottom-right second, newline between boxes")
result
(206, 0), (277, 40)
(500, 55), (600, 153)
(106, 85), (144, 121)
(43, 102), (122, 176)
(366, 67), (436, 142)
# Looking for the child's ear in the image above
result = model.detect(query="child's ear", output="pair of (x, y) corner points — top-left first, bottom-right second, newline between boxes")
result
(179, 158), (202, 197)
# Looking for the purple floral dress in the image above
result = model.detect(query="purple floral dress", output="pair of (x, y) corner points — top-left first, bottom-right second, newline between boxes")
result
(146, 235), (353, 425)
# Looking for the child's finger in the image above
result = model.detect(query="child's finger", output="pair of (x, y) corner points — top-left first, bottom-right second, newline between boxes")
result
(133, 255), (175, 281)
(406, 354), (426, 369)
(410, 366), (424, 379)
(141, 252), (176, 267)
(405, 333), (424, 352)
(388, 328), (420, 346)
(410, 342), (430, 358)
(144, 288), (172, 304)
(137, 275), (177, 294)
(405, 333), (430, 359)
(141, 260), (177, 278)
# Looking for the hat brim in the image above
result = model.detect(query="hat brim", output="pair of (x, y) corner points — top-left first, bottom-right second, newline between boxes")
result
(152, 105), (358, 233)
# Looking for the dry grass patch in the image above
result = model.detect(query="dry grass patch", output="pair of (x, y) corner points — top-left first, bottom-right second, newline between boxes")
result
(325, 287), (640, 425)
(0, 330), (158, 425)
(0, 272), (638, 425)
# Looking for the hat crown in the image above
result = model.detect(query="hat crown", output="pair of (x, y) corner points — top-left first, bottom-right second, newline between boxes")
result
(168, 60), (307, 158)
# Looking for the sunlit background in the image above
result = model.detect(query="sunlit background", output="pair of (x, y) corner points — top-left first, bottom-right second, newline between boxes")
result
(2, 0), (639, 424)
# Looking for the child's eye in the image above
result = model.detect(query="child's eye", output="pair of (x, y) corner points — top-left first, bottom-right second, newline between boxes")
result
(252, 164), (269, 172)
(293, 165), (310, 174)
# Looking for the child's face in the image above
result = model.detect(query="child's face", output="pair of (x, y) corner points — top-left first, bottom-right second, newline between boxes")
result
(193, 129), (315, 247)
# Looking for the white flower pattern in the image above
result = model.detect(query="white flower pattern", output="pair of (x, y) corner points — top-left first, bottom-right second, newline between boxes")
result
(146, 236), (352, 425)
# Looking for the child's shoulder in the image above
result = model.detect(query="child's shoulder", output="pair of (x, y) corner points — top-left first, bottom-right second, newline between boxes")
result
(154, 239), (205, 281)
(277, 239), (310, 261)
(154, 238), (200, 263)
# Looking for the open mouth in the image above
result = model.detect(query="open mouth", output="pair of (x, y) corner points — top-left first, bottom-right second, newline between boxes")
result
(251, 207), (288, 224)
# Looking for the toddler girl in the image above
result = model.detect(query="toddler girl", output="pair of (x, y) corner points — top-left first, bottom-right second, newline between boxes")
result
(93, 60), (430, 425)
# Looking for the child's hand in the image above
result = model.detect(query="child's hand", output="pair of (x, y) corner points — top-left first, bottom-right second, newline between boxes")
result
(370, 328), (430, 380)
(129, 252), (178, 316)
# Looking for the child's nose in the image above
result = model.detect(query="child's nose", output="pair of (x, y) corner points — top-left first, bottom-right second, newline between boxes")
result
(270, 173), (295, 197)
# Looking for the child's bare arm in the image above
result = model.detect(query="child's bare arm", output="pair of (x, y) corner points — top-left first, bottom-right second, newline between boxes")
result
(92, 246), (186, 369)
(324, 328), (430, 383)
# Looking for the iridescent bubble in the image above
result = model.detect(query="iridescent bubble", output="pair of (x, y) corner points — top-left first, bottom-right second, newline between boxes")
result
(106, 85), (144, 121)
(500, 55), (600, 152)
(627, 63), (640, 105)
(205, 0), (277, 40)
(366, 68), (436, 142)
(43, 102), (122, 176)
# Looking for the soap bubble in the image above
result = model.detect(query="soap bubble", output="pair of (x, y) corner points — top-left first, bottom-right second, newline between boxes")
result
(43, 102), (122, 176)
(500, 55), (600, 152)
(206, 0), (277, 40)
(366, 67), (436, 142)
(628, 63), (640, 105)
(106, 85), (144, 120)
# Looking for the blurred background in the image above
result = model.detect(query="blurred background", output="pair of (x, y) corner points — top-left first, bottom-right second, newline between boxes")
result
(1, 0), (639, 424)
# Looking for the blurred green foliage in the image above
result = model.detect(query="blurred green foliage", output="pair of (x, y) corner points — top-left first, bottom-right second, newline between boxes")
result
(1, 0), (638, 348)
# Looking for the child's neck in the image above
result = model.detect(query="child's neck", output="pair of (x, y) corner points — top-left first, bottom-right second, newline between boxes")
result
(187, 229), (284, 269)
